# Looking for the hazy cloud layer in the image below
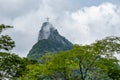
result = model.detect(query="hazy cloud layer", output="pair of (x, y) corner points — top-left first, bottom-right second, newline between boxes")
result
(0, 0), (40, 18)
(59, 3), (120, 44)
(0, 0), (120, 57)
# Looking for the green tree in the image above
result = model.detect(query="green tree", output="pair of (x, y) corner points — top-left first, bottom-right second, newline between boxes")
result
(20, 52), (78, 80)
(0, 24), (15, 79)
(0, 24), (38, 80)
(39, 36), (120, 80)
(18, 36), (120, 80)
(19, 64), (45, 80)
(0, 24), (15, 51)
(97, 58), (120, 80)
(0, 52), (22, 79)
(72, 36), (120, 80)
(0, 52), (38, 80)
(42, 52), (78, 80)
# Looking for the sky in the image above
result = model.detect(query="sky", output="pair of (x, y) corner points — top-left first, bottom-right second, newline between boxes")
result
(0, 0), (120, 57)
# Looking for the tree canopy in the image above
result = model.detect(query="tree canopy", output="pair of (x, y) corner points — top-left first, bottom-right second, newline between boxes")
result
(0, 24), (120, 80)
(20, 36), (120, 80)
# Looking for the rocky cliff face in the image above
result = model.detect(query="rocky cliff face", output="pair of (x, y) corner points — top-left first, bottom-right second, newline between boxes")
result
(27, 22), (73, 61)
(38, 22), (55, 41)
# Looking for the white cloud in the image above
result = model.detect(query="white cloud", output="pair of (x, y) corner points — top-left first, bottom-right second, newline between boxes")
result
(0, 0), (40, 18)
(58, 3), (120, 45)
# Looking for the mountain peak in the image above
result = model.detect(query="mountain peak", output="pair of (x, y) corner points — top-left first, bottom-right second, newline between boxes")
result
(27, 21), (73, 61)
(38, 22), (56, 41)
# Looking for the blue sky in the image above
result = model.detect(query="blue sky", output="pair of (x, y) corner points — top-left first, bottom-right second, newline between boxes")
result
(0, 0), (120, 57)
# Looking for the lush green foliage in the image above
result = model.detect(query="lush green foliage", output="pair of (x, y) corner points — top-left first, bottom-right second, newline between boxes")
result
(0, 52), (38, 80)
(0, 24), (120, 80)
(22, 36), (120, 80)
